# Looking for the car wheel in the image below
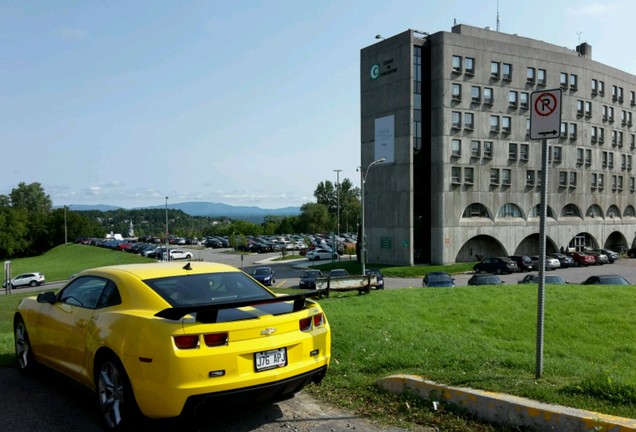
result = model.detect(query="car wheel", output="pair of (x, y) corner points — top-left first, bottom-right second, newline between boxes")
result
(475, 268), (482, 274)
(185, 254), (192, 259)
(14, 316), (35, 373)
(29, 280), (37, 287)
(96, 356), (140, 431)
(496, 268), (503, 275)
(314, 256), (320, 261)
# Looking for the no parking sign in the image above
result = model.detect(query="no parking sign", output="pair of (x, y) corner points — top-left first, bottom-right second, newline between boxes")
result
(530, 89), (562, 140)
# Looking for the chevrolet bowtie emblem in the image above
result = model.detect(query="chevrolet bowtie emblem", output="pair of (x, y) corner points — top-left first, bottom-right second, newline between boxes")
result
(261, 328), (276, 336)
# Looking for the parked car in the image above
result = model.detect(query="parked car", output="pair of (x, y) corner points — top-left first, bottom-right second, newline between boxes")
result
(306, 248), (338, 261)
(508, 255), (533, 272)
(586, 250), (609, 265)
(365, 268), (385, 289)
(251, 266), (276, 286)
(13, 262), (330, 430)
(628, 247), (636, 258)
(530, 255), (561, 270)
(518, 274), (568, 284)
(467, 274), (504, 285)
(581, 275), (631, 285)
(598, 248), (620, 263)
(547, 253), (575, 268)
(473, 257), (519, 274)
(567, 251), (596, 267)
(328, 269), (349, 278)
(2, 272), (45, 289)
(162, 249), (193, 261)
(422, 272), (455, 287)
(298, 269), (324, 290)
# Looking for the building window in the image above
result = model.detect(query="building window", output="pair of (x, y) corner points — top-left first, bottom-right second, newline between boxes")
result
(509, 143), (518, 160)
(490, 115), (500, 132)
(592, 79), (598, 95)
(520, 92), (529, 108)
(560, 72), (568, 88)
(602, 151), (608, 167)
(629, 155), (634, 171)
(502, 116), (511, 133)
(631, 134), (636, 150)
(463, 203), (488, 218)
(599, 80), (605, 96)
(520, 143), (529, 161)
(585, 149), (592, 166)
(502, 169), (512, 185)
(609, 106), (615, 122)
(451, 167), (462, 184)
(465, 57), (475, 74)
(484, 87), (494, 104)
(609, 152), (615, 168)
(553, 146), (562, 163)
(462, 167), (474, 184)
(502, 63), (512, 80)
(452, 111), (461, 129)
(619, 86), (624, 102)
(452, 55), (462, 72)
(526, 118), (531, 136)
(591, 173), (598, 188)
(628, 111), (633, 126)
(622, 110), (628, 125)
(576, 100), (584, 116)
(484, 141), (493, 158)
(526, 170), (535, 186)
(569, 123), (577, 139)
(559, 171), (568, 186)
(585, 101), (592, 117)
(471, 140), (481, 157)
(527, 67), (535, 83)
(491, 61), (500, 78)
(631, 91), (636, 106)
(619, 131), (624, 147)
(537, 69), (546, 85)
(599, 173), (605, 189)
(569, 74), (578, 90)
(631, 177), (636, 192)
(509, 90), (518, 107)
(599, 127), (605, 143)
(451, 138), (462, 157)
(560, 122), (567, 139)
(591, 126), (598, 143)
(490, 168), (500, 184)
(451, 83), (462, 100)
(612, 130), (617, 146)
(471, 86), (481, 102)
(576, 148), (584, 165)
(622, 154), (628, 170)
(464, 112), (474, 129)
(570, 172), (577, 187)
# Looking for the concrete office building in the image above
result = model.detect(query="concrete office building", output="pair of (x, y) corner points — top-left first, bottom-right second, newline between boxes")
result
(360, 24), (636, 265)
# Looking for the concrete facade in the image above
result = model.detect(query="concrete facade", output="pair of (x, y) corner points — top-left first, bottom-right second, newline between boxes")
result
(361, 25), (636, 265)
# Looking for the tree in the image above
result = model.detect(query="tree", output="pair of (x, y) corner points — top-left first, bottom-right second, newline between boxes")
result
(313, 178), (360, 233)
(297, 203), (331, 233)
(9, 182), (52, 256)
(0, 197), (29, 258)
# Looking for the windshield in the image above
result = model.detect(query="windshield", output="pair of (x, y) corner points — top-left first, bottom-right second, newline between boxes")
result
(145, 271), (274, 307)
(303, 271), (321, 278)
(429, 274), (450, 283)
(254, 268), (271, 275)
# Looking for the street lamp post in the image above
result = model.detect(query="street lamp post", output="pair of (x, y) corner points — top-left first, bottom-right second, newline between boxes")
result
(334, 169), (342, 239)
(64, 205), (68, 244)
(165, 197), (169, 261)
(360, 158), (385, 276)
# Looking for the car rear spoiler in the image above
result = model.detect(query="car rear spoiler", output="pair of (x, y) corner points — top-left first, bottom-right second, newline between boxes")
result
(155, 291), (323, 322)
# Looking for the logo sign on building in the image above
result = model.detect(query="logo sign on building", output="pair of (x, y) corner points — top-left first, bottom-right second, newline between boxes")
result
(530, 89), (562, 140)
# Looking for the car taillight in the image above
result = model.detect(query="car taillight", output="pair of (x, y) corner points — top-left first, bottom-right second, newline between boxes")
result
(173, 334), (199, 349)
(313, 313), (325, 327)
(300, 313), (325, 332)
(204, 332), (228, 347)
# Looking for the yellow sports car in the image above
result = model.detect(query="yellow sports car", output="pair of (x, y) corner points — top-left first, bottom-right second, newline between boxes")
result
(14, 262), (331, 430)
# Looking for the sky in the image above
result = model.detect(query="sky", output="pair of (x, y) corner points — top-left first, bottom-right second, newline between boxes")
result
(2, 0), (635, 209)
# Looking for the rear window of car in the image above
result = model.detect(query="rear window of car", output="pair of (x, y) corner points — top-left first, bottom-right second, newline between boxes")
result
(145, 272), (275, 307)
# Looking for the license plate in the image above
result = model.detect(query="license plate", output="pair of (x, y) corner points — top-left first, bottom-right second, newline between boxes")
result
(255, 348), (287, 372)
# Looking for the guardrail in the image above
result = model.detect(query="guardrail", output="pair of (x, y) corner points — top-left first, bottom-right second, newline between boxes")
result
(314, 275), (379, 298)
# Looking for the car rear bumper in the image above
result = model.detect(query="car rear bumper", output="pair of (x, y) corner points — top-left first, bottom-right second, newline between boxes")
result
(182, 365), (328, 415)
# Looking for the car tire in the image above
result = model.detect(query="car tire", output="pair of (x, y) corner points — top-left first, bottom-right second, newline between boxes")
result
(14, 316), (36, 374)
(29, 280), (37, 287)
(96, 355), (141, 431)
(185, 254), (192, 259)
(496, 268), (503, 275)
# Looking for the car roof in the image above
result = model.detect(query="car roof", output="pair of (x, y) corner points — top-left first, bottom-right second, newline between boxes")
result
(80, 262), (241, 280)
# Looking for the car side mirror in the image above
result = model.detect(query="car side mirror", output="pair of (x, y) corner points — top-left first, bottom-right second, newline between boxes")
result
(37, 291), (56, 304)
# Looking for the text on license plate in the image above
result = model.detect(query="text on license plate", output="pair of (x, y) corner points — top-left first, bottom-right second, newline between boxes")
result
(255, 348), (287, 372)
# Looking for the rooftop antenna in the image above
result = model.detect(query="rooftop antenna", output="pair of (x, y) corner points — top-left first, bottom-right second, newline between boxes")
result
(577, 31), (582, 44)
(496, 0), (501, 32)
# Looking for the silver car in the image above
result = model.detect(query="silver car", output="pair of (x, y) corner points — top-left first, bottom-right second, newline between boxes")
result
(530, 256), (561, 270)
(2, 272), (45, 288)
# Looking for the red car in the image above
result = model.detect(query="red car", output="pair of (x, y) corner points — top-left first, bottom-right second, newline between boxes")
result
(567, 251), (596, 266)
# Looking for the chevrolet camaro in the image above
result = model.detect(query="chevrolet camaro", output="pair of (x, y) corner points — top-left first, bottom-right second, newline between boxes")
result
(14, 262), (331, 430)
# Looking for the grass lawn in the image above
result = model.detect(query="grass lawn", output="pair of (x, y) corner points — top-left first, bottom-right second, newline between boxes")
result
(1, 246), (635, 431)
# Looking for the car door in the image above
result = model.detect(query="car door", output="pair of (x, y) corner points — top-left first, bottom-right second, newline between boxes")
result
(34, 276), (109, 381)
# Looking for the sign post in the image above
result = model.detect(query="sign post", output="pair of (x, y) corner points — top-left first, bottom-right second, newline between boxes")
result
(529, 89), (562, 379)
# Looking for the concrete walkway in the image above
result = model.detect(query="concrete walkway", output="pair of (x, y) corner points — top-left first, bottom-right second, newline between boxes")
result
(378, 375), (636, 432)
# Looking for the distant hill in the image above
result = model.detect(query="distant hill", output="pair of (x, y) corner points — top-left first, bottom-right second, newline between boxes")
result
(61, 202), (301, 221)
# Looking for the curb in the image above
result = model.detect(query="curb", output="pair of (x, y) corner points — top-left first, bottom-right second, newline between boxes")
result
(377, 374), (636, 432)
